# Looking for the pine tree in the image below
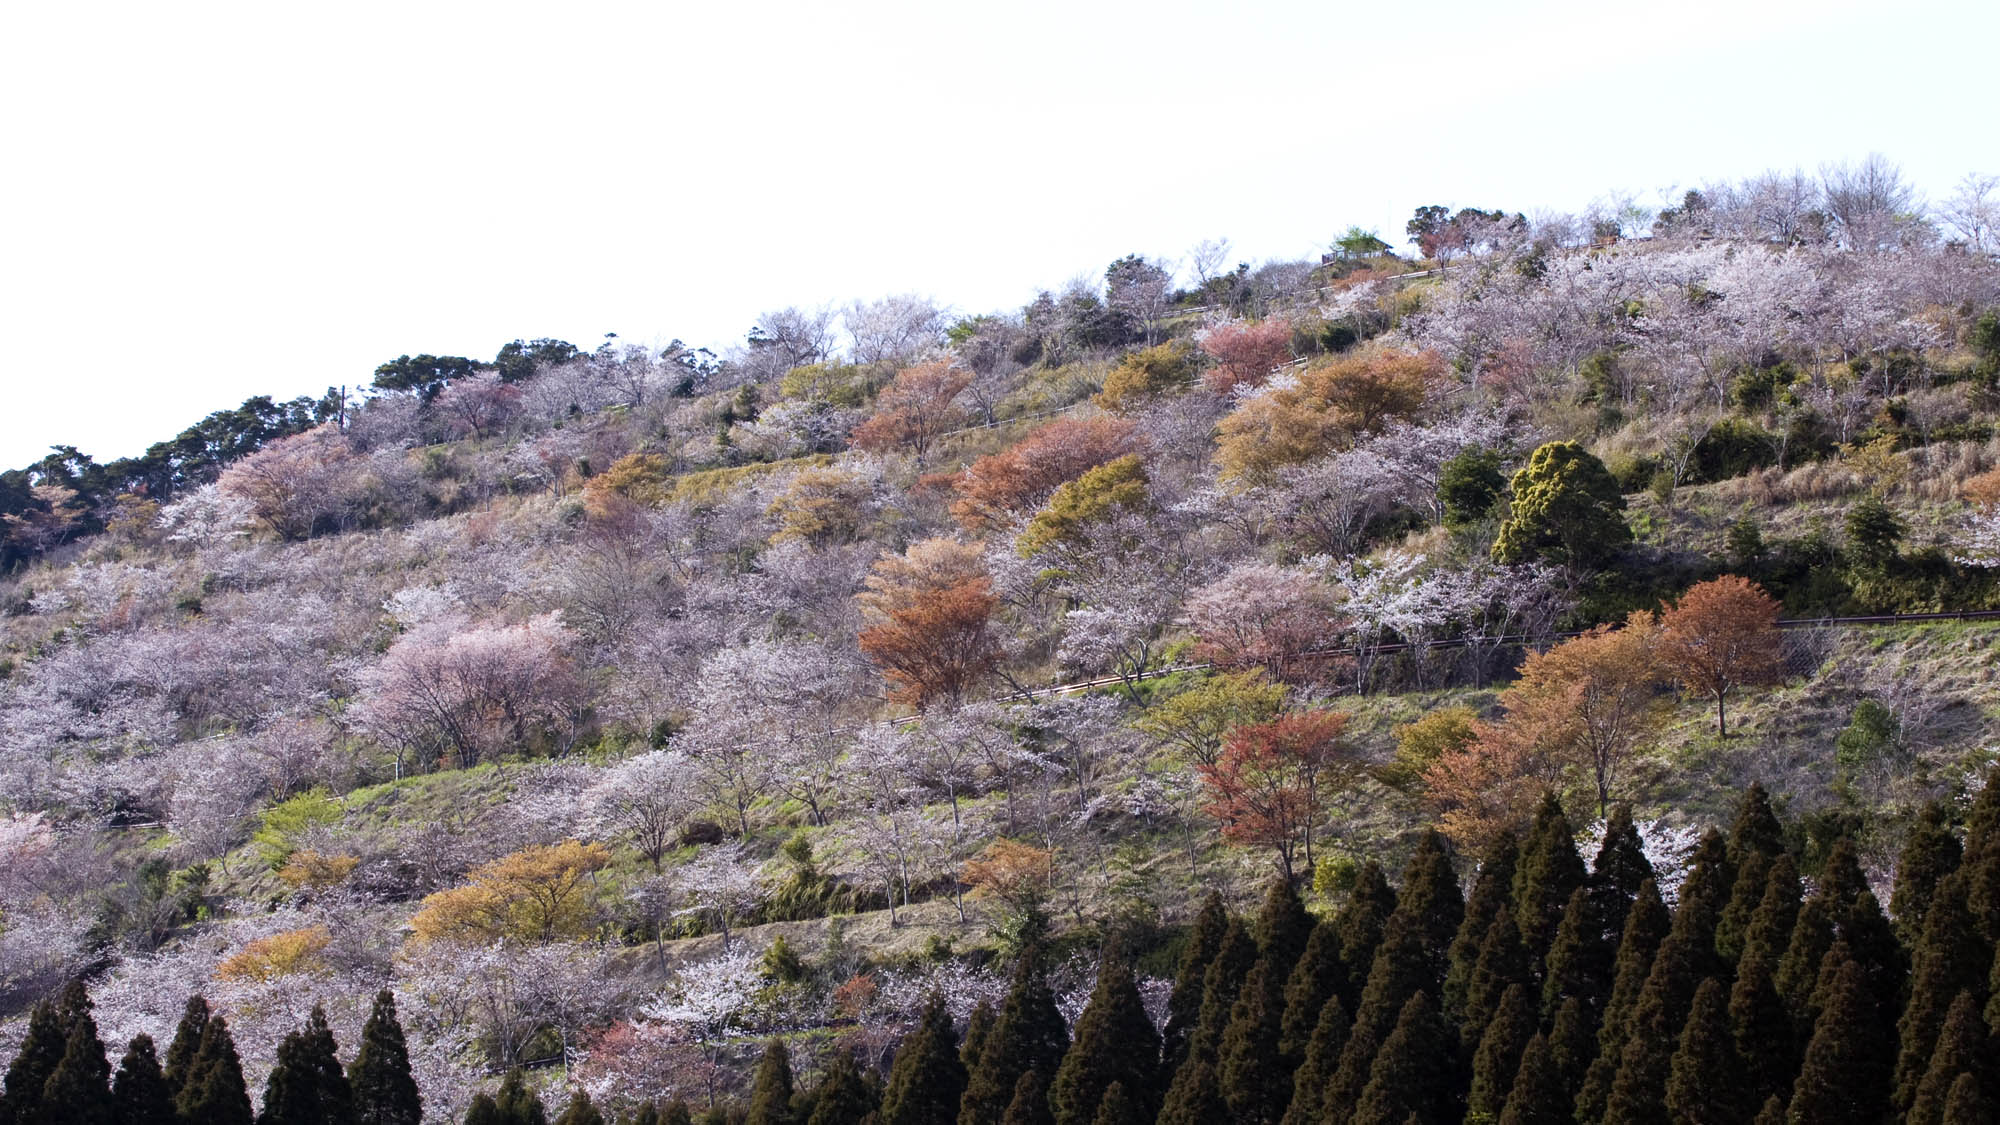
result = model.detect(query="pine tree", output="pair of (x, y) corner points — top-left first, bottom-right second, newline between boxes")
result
(996, 1070), (1052, 1125)
(1445, 829), (1520, 1025)
(1773, 894), (1833, 1028)
(1397, 829), (1466, 988)
(1786, 955), (1892, 1125)
(1085, 1082), (1145, 1125)
(962, 1002), (996, 1072)
(1818, 837), (1869, 907)
(1941, 1072), (1993, 1125)
(111, 1036), (176, 1125)
(1153, 1057), (1223, 1125)
(1725, 782), (1787, 868)
(161, 995), (211, 1098)
(1498, 1032), (1566, 1125)
(744, 1040), (794, 1125)
(177, 1014), (254, 1125)
(1461, 907), (1530, 1045)
(493, 1071), (548, 1125)
(1726, 950), (1795, 1111)
(464, 1094), (502, 1125)
(1909, 991), (1995, 1125)
(260, 1005), (353, 1125)
(1467, 983), (1536, 1121)
(805, 1052), (878, 1125)
(1667, 829), (1735, 984)
(1663, 977), (1742, 1125)
(629, 1102), (664, 1125)
(350, 991), (422, 1125)
(1895, 873), (1990, 1117)
(879, 994), (966, 1125)
(1838, 890), (1907, 1030)
(1592, 804), (1655, 911)
(40, 1004), (114, 1125)
(1277, 920), (1343, 1059)
(962, 953), (1068, 1125)
(554, 1092), (604, 1125)
(1212, 960), (1288, 1125)
(1601, 929), (1705, 1125)
(1546, 996), (1596, 1104)
(1325, 918), (1440, 1121)
(1351, 991), (1456, 1125)
(1188, 918), (1256, 1056)
(1574, 879), (1670, 1125)
(2, 997), (66, 1122)
(1512, 796), (1585, 971)
(1160, 891), (1226, 1070)
(1049, 956), (1158, 1125)
(1251, 877), (1314, 982)
(1893, 800), (1963, 945)
(1334, 861), (1398, 1010)
(1542, 883), (1617, 1025)
(1714, 851), (1771, 967)
(1277, 997), (1346, 1125)
(1739, 854), (1801, 980)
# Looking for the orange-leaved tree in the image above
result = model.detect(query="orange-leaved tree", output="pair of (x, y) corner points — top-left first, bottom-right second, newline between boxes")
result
(1199, 318), (1295, 394)
(409, 839), (612, 943)
(1215, 348), (1444, 481)
(1200, 710), (1357, 882)
(857, 538), (1000, 709)
(850, 360), (971, 462)
(949, 415), (1138, 530)
(1658, 575), (1785, 737)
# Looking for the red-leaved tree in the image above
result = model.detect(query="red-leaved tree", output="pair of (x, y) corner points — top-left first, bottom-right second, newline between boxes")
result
(850, 360), (972, 462)
(1658, 574), (1785, 737)
(856, 538), (1001, 709)
(1200, 710), (1356, 881)
(949, 415), (1138, 530)
(1199, 318), (1294, 394)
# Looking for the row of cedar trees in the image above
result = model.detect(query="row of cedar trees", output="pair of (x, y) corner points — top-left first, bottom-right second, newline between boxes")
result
(0, 989), (421, 1125)
(15, 774), (2000, 1125)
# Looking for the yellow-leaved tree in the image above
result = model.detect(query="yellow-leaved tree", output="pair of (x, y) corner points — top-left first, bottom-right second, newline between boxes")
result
(409, 839), (612, 943)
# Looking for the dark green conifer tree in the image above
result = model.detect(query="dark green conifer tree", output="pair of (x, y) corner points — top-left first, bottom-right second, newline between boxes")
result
(492, 1071), (547, 1125)
(40, 1003), (114, 1125)
(1941, 1072), (1993, 1125)
(962, 951), (1068, 1125)
(879, 995), (966, 1125)
(1049, 956), (1158, 1125)
(961, 1002), (995, 1072)
(553, 1091), (604, 1125)
(1084, 1082), (1144, 1125)
(1667, 829), (1735, 984)
(1351, 991), (1456, 1125)
(1739, 854), (1801, 980)
(744, 1040), (793, 1125)
(1187, 918), (1256, 1056)
(177, 1014), (254, 1125)
(1498, 1032), (1566, 1125)
(1726, 950), (1795, 1111)
(1543, 883), (1617, 1027)
(1334, 861), (1397, 1009)
(1278, 920), (1343, 1058)
(1895, 873), (1989, 1118)
(1750, 1096), (1783, 1125)
(1466, 983), (1536, 1121)
(1714, 851), (1771, 968)
(1277, 997), (1346, 1125)
(161, 995), (211, 1098)
(1160, 892), (1225, 1070)
(464, 1094), (501, 1125)
(1252, 877), (1314, 982)
(1397, 829), (1466, 987)
(1893, 801), (1963, 945)
(1575, 879), (1669, 1125)
(1445, 829), (1520, 1025)
(1838, 890), (1907, 1028)
(805, 1052), (878, 1125)
(1512, 796), (1586, 971)
(1909, 991), (1996, 1125)
(1817, 837), (1869, 906)
(658, 1101), (694, 1125)
(1212, 960), (1288, 1125)
(1592, 804), (1655, 912)
(1773, 893), (1833, 1028)
(1786, 954), (1892, 1125)
(259, 1006), (354, 1125)
(1725, 782), (1786, 868)
(1663, 977), (1742, 1125)
(1324, 905), (1447, 1122)
(1153, 1057), (1223, 1125)
(1600, 929), (1705, 1125)
(629, 1102), (664, 1125)
(2, 997), (66, 1122)
(996, 1070), (1051, 1125)
(350, 990), (422, 1125)
(1461, 907), (1530, 1045)
(111, 1035), (176, 1125)
(1545, 996), (1596, 1104)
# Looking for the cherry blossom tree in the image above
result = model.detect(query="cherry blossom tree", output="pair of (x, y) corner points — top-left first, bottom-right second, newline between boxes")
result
(584, 751), (701, 869)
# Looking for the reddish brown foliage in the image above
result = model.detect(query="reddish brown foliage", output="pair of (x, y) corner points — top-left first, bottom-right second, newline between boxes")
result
(1658, 574), (1785, 737)
(856, 538), (1000, 708)
(949, 415), (1139, 529)
(850, 360), (972, 462)
(1200, 710), (1356, 881)
(1199, 319), (1295, 394)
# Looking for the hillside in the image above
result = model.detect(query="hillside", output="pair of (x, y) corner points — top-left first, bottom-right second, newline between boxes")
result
(4, 167), (2000, 1122)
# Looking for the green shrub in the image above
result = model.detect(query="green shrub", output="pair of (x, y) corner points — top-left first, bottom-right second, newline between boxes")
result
(253, 788), (343, 869)
(1835, 700), (1901, 770)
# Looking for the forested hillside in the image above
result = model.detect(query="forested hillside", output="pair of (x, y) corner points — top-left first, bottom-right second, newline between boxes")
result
(5, 159), (2000, 1123)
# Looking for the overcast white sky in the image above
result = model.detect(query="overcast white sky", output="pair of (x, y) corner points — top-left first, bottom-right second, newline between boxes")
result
(1, 0), (1993, 466)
